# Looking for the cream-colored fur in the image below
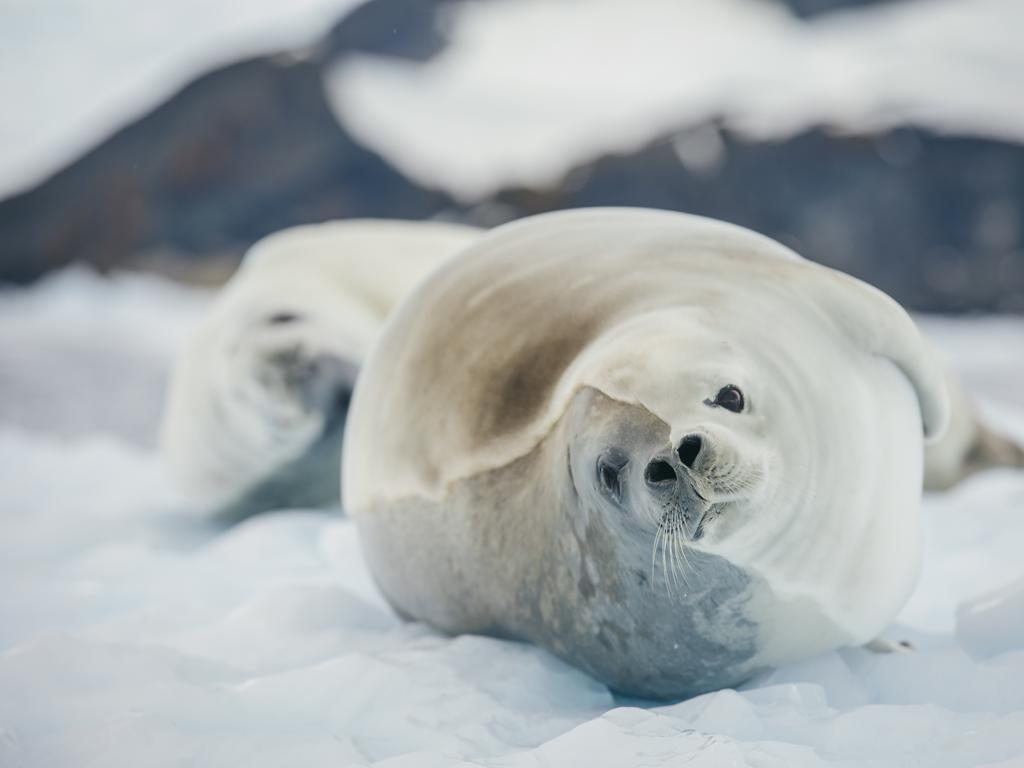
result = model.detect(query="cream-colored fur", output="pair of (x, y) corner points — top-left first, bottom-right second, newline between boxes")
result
(160, 219), (481, 511)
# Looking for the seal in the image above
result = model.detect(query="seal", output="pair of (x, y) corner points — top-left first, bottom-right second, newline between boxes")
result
(924, 371), (1024, 490)
(343, 207), (953, 699)
(159, 219), (481, 519)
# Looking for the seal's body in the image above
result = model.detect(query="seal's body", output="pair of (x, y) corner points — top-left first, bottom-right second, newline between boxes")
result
(344, 208), (949, 698)
(163, 209), (1022, 694)
(161, 215), (1020, 524)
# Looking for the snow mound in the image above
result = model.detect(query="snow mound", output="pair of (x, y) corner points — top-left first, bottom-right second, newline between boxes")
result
(327, 0), (1024, 200)
(0, 0), (364, 197)
(1, 271), (1024, 767)
(0, 268), (211, 445)
(957, 578), (1024, 660)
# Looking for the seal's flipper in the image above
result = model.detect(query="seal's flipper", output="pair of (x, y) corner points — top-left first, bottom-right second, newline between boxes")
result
(211, 349), (356, 524)
(925, 421), (1024, 491)
(213, 397), (350, 525)
(924, 372), (1024, 491)
(159, 219), (483, 521)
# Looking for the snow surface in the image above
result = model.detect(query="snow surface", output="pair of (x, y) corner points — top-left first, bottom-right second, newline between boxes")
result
(327, 0), (1024, 200)
(0, 0), (364, 198)
(2, 269), (1024, 767)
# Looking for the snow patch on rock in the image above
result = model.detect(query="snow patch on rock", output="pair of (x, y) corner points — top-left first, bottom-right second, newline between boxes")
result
(327, 0), (1024, 200)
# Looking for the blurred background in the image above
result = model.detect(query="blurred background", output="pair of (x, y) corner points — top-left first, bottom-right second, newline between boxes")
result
(2, 0), (1022, 312)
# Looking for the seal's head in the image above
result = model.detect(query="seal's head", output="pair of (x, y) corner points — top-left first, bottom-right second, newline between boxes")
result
(547, 267), (950, 695)
(572, 377), (772, 550)
(566, 315), (777, 550)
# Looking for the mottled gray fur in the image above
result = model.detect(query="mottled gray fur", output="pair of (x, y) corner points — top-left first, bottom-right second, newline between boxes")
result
(358, 388), (765, 699)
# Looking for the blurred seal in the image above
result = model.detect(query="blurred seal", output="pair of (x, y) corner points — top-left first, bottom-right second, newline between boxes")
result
(344, 207), (952, 699)
(159, 219), (480, 520)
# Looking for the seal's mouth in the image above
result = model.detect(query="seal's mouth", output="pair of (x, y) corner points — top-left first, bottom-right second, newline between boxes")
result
(690, 513), (708, 542)
(650, 502), (716, 593)
(657, 500), (711, 543)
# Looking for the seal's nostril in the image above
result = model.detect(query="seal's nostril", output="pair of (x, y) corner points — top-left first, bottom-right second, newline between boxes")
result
(645, 459), (677, 485)
(677, 435), (703, 469)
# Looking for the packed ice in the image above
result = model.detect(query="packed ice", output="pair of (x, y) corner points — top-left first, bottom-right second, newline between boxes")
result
(0, 268), (1023, 767)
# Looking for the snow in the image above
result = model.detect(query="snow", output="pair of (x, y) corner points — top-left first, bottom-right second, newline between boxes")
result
(0, 269), (210, 445)
(958, 578), (1024, 660)
(2, 269), (1024, 767)
(327, 0), (1024, 200)
(0, 0), (364, 198)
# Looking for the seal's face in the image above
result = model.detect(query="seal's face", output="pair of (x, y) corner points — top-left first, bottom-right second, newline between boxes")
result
(567, 365), (776, 581)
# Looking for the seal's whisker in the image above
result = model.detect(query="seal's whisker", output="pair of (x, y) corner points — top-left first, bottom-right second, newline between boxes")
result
(658, 525), (671, 598)
(675, 532), (692, 593)
(668, 530), (682, 594)
(650, 525), (663, 593)
(674, 530), (692, 592)
(668, 530), (681, 592)
(661, 529), (671, 593)
(664, 531), (676, 598)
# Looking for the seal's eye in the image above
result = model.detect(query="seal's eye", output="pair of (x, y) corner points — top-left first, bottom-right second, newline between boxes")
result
(709, 385), (745, 413)
(596, 450), (628, 504)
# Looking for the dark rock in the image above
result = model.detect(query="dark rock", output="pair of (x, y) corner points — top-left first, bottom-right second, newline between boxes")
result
(319, 0), (451, 61)
(482, 126), (1024, 313)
